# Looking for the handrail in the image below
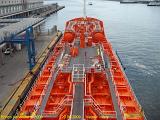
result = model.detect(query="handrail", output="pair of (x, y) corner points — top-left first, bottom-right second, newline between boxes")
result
(84, 95), (116, 118)
(43, 95), (72, 116)
(103, 41), (145, 119)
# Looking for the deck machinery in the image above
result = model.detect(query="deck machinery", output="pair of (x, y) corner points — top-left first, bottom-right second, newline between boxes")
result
(15, 17), (145, 120)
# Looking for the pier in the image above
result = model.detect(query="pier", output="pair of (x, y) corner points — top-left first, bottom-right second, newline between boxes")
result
(0, 4), (65, 19)
(0, 1), (65, 116)
(0, 31), (63, 119)
(0, 3), (65, 68)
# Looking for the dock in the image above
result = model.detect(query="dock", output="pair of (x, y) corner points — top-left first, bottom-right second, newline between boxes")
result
(0, 18), (45, 44)
(0, 4), (65, 19)
(0, 2), (65, 69)
(0, 1), (65, 116)
(0, 31), (62, 119)
(148, 1), (160, 6)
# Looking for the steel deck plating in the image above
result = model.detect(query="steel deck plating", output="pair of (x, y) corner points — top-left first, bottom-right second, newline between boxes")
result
(13, 17), (145, 120)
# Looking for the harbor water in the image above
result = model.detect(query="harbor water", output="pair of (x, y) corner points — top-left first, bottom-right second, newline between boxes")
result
(43, 0), (160, 119)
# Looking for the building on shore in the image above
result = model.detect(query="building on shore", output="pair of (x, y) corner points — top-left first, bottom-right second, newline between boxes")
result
(0, 0), (44, 15)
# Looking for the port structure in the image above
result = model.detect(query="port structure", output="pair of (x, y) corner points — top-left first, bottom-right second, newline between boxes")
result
(3, 26), (36, 70)
(13, 17), (145, 120)
(0, 3), (64, 19)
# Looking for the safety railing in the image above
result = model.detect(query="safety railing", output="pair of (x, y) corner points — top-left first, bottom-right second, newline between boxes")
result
(84, 95), (116, 119)
(43, 95), (72, 117)
(102, 38), (145, 120)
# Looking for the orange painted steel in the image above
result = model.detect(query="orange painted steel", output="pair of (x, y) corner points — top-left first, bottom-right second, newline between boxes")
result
(15, 17), (145, 120)
(63, 32), (75, 43)
(100, 31), (144, 120)
(85, 72), (116, 120)
(17, 72), (51, 120)
(70, 47), (79, 57)
(93, 32), (104, 43)
(43, 72), (72, 119)
(87, 37), (92, 47)
(16, 41), (65, 120)
(80, 32), (85, 48)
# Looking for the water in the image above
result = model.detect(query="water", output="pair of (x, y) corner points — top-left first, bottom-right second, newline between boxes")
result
(43, 0), (160, 119)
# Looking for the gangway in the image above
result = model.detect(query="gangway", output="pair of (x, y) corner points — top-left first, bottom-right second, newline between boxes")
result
(72, 64), (85, 83)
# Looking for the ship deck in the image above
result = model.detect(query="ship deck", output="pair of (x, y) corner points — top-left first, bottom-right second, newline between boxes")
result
(8, 17), (145, 120)
(68, 46), (98, 68)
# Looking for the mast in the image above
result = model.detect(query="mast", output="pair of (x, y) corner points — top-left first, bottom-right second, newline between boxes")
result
(83, 0), (86, 18)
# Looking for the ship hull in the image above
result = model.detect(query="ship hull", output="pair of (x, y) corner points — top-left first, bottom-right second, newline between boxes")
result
(15, 17), (145, 120)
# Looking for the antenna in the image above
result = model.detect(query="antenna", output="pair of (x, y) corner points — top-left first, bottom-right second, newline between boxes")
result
(83, 0), (86, 18)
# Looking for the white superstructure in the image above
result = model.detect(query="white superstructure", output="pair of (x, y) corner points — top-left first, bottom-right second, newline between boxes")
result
(0, 0), (44, 15)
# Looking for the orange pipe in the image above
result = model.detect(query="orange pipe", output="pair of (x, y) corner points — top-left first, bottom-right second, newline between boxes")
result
(80, 32), (85, 48)
(88, 107), (97, 120)
(59, 107), (68, 120)
(89, 73), (94, 94)
(68, 73), (72, 94)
